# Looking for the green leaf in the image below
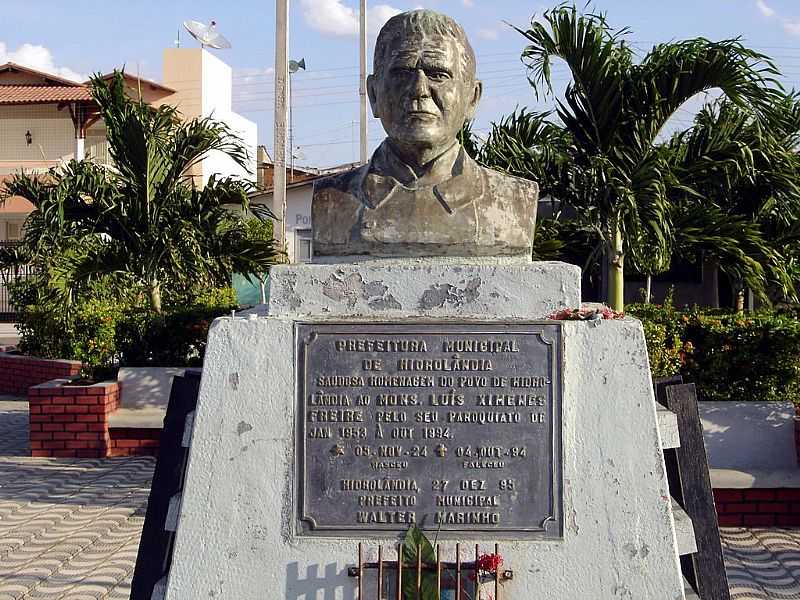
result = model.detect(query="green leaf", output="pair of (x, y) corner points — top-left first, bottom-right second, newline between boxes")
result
(402, 526), (439, 600)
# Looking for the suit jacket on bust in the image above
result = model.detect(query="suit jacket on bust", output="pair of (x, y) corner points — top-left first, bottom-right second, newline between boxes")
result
(311, 140), (538, 258)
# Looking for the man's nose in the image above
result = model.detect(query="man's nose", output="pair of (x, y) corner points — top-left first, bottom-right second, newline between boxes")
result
(409, 69), (431, 98)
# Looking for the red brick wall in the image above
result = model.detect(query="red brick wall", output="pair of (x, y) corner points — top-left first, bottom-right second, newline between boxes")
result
(108, 427), (160, 457)
(0, 353), (82, 395)
(28, 380), (119, 458)
(714, 489), (800, 527)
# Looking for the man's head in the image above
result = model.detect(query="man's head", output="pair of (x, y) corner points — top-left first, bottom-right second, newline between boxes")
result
(368, 10), (482, 163)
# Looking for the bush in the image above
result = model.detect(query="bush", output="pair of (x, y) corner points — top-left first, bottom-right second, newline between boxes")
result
(115, 304), (235, 367)
(12, 280), (237, 378)
(639, 320), (684, 379)
(12, 279), (124, 373)
(628, 301), (800, 404)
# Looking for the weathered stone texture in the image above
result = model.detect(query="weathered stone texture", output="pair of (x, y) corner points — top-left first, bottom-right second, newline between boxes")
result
(267, 260), (581, 319)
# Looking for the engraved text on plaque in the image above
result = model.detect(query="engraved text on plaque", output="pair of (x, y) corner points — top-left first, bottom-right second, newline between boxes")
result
(295, 322), (563, 538)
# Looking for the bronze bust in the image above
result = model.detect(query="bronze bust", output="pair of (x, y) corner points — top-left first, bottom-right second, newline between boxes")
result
(312, 9), (538, 259)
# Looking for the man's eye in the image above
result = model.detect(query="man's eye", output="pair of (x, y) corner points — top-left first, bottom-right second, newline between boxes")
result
(427, 70), (450, 81)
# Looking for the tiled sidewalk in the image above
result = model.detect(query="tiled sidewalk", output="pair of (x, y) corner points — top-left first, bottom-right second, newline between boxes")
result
(2, 400), (800, 599)
(722, 527), (800, 599)
(0, 400), (28, 457)
(0, 400), (153, 600)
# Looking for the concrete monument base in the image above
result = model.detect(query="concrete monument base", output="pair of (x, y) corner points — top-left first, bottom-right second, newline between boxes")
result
(164, 261), (685, 600)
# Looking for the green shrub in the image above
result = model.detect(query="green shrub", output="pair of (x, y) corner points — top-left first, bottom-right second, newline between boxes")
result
(12, 280), (237, 378)
(12, 279), (122, 370)
(115, 304), (235, 367)
(681, 311), (800, 403)
(628, 301), (800, 403)
(640, 320), (684, 379)
(12, 279), (72, 361)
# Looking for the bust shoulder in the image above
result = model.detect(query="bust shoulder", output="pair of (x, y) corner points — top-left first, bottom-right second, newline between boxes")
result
(312, 165), (365, 196)
(311, 166), (366, 250)
(477, 164), (540, 205)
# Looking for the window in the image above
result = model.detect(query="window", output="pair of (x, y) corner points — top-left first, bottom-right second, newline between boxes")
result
(5, 222), (22, 241)
(295, 228), (313, 263)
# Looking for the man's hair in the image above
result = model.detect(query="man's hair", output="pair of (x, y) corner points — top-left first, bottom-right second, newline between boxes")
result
(373, 10), (476, 80)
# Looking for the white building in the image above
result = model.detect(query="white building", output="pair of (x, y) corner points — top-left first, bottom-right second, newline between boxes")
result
(252, 177), (316, 264)
(0, 49), (256, 241)
(162, 48), (257, 184)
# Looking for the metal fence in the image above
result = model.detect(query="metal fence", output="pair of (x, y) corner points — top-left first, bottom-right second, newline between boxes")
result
(349, 542), (512, 600)
(0, 241), (31, 322)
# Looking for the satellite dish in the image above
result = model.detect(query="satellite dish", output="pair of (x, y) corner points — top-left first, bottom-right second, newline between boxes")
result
(289, 58), (306, 73)
(183, 20), (232, 49)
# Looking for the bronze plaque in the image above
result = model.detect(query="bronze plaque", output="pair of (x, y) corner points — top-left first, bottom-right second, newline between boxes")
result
(295, 322), (563, 538)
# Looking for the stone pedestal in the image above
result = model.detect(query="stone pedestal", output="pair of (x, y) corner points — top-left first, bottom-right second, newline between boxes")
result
(164, 260), (684, 599)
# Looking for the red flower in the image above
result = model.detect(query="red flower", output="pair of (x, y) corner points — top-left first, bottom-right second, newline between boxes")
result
(476, 553), (503, 574)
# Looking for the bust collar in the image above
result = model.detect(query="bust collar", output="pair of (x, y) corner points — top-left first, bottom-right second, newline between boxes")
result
(355, 139), (484, 213)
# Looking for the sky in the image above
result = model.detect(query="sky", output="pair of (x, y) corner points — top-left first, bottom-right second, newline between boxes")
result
(4, 0), (800, 168)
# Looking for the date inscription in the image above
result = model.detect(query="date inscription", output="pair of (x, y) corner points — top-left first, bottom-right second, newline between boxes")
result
(295, 322), (563, 538)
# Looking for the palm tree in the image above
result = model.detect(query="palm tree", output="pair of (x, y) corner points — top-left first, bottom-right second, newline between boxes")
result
(666, 97), (800, 308)
(3, 71), (278, 313)
(471, 109), (606, 283)
(515, 4), (782, 310)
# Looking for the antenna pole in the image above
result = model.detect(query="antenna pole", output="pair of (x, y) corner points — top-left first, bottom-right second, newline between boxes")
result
(359, 0), (368, 165)
(274, 0), (290, 253)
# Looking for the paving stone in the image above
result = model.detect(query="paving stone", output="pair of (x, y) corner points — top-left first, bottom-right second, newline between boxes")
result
(722, 527), (800, 599)
(0, 402), (29, 456)
(0, 402), (154, 599)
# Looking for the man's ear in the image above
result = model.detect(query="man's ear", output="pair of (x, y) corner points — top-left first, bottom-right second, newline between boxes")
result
(465, 79), (483, 120)
(367, 74), (380, 118)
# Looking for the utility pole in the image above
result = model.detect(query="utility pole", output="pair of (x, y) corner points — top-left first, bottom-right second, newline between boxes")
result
(274, 0), (289, 251)
(359, 0), (368, 164)
(289, 71), (294, 182)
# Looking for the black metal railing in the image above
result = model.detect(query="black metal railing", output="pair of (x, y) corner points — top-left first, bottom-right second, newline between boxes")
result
(0, 241), (32, 322)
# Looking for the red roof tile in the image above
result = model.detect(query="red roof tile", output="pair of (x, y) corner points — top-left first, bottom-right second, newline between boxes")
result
(0, 85), (93, 105)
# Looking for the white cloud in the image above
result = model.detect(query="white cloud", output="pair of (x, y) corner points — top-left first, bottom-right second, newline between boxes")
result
(0, 41), (85, 82)
(299, 0), (401, 37)
(462, 0), (475, 7)
(235, 66), (275, 84)
(477, 28), (499, 41)
(369, 4), (403, 34)
(783, 19), (800, 35)
(756, 0), (775, 17)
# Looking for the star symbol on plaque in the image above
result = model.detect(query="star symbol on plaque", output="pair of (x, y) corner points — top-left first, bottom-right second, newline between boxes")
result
(331, 444), (345, 456)
(435, 444), (448, 457)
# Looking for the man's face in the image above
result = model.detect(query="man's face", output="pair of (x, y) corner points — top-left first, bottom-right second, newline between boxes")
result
(368, 34), (482, 155)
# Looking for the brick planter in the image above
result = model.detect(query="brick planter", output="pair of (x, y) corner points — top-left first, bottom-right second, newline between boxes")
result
(0, 353), (82, 395)
(28, 379), (120, 458)
(714, 489), (800, 527)
(711, 404), (800, 527)
(108, 427), (161, 457)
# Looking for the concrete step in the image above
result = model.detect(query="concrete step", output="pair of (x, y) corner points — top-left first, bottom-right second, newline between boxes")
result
(657, 402), (680, 449)
(672, 499), (698, 556)
(108, 407), (165, 429)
